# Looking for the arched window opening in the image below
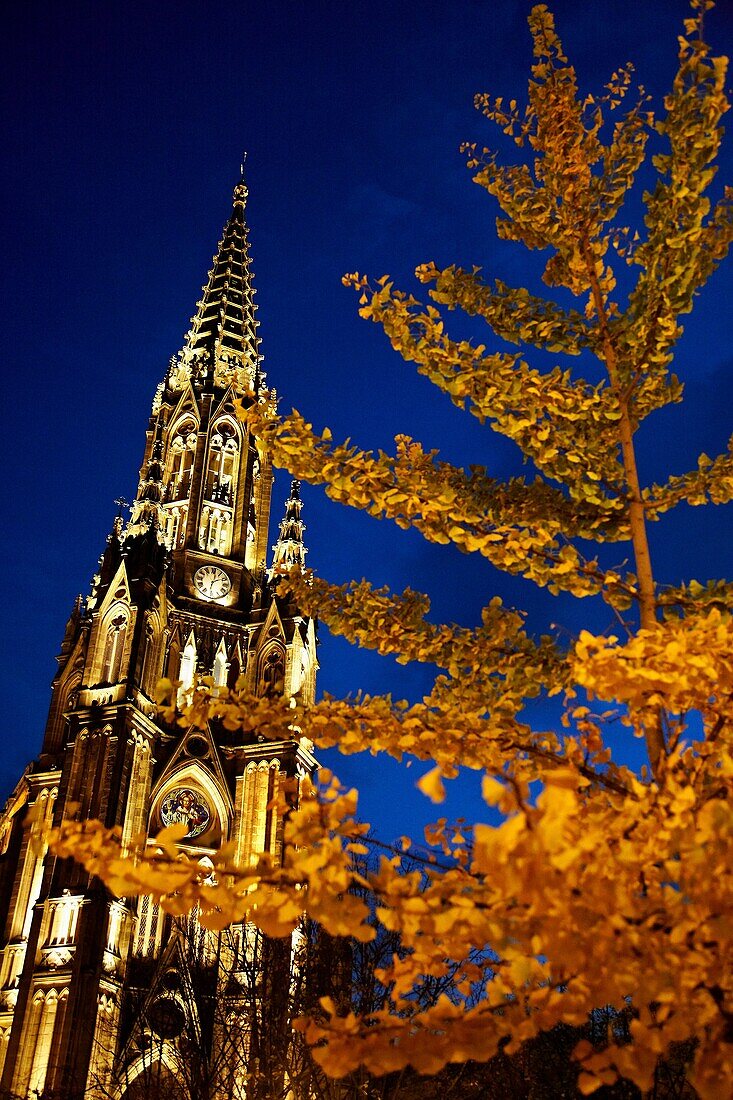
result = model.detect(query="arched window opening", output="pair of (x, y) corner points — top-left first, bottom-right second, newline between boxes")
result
(28, 989), (63, 1096)
(140, 623), (158, 695)
(134, 895), (163, 959)
(204, 422), (239, 507)
(66, 672), (81, 712)
(165, 423), (197, 502)
(101, 614), (128, 684)
(247, 498), (256, 545)
(261, 648), (285, 699)
(178, 638), (197, 703)
(198, 507), (231, 556)
(213, 646), (228, 688)
(227, 654), (241, 690)
(165, 635), (181, 684)
(164, 505), (187, 550)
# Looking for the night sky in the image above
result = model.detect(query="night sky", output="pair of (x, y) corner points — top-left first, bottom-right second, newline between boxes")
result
(2, 0), (732, 843)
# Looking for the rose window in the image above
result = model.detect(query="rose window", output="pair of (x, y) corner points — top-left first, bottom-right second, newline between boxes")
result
(160, 788), (212, 839)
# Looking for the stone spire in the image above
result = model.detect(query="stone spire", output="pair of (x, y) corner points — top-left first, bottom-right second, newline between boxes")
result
(270, 480), (307, 575)
(126, 420), (167, 541)
(183, 169), (263, 385)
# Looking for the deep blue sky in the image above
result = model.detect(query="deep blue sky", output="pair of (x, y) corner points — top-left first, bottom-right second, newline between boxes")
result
(2, 1), (732, 841)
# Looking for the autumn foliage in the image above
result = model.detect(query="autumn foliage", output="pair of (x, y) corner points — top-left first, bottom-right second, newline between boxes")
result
(52, 4), (733, 1096)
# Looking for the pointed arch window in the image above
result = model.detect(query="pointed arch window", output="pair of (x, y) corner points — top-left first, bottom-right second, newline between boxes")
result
(165, 504), (188, 550)
(212, 645), (228, 688)
(133, 894), (163, 958)
(166, 422), (197, 502)
(101, 614), (128, 684)
(140, 619), (162, 696)
(260, 648), (285, 698)
(27, 988), (64, 1096)
(204, 422), (239, 507)
(227, 652), (241, 690)
(198, 506), (231, 556)
(178, 637), (197, 703)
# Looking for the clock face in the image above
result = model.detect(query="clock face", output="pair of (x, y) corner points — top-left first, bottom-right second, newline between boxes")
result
(193, 565), (231, 601)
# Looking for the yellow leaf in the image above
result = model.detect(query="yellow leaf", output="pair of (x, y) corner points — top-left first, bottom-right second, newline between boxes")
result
(153, 823), (189, 858)
(417, 766), (446, 803)
(482, 775), (504, 805)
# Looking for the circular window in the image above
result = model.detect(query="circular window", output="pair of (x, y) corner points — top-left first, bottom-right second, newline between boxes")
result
(160, 787), (212, 839)
(149, 996), (186, 1038)
(161, 969), (181, 992)
(185, 735), (209, 759)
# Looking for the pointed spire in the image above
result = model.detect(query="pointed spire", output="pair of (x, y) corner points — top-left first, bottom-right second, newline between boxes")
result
(126, 420), (168, 542)
(139, 423), (165, 504)
(270, 480), (307, 576)
(58, 594), (83, 658)
(183, 167), (263, 387)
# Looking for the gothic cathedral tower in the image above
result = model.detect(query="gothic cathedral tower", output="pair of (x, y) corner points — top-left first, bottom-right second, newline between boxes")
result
(0, 176), (318, 1098)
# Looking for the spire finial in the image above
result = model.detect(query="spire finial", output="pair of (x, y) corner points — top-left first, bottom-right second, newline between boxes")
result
(233, 152), (249, 207)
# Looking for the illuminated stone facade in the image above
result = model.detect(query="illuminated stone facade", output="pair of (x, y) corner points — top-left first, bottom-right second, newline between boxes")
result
(0, 178), (318, 1098)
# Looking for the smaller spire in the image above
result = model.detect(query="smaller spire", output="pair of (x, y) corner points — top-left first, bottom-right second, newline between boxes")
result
(270, 480), (307, 577)
(125, 421), (167, 543)
(139, 427), (165, 504)
(109, 505), (127, 542)
(58, 594), (83, 658)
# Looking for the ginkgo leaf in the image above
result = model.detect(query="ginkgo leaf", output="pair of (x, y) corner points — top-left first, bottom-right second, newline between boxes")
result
(416, 766), (446, 803)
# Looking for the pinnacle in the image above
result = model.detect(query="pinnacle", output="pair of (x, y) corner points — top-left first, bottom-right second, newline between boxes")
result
(270, 480), (308, 577)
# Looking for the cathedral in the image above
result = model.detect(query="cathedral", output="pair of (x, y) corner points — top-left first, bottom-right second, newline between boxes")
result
(0, 176), (320, 1098)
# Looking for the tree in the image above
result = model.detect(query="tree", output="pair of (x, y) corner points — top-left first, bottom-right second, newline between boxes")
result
(52, 4), (733, 1097)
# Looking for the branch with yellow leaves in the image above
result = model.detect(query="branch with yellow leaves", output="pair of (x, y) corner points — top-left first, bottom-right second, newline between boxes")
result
(573, 607), (733, 739)
(275, 570), (559, 679)
(646, 435), (733, 516)
(415, 263), (594, 356)
(158, 677), (634, 801)
(341, 274), (628, 505)
(239, 401), (641, 605)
